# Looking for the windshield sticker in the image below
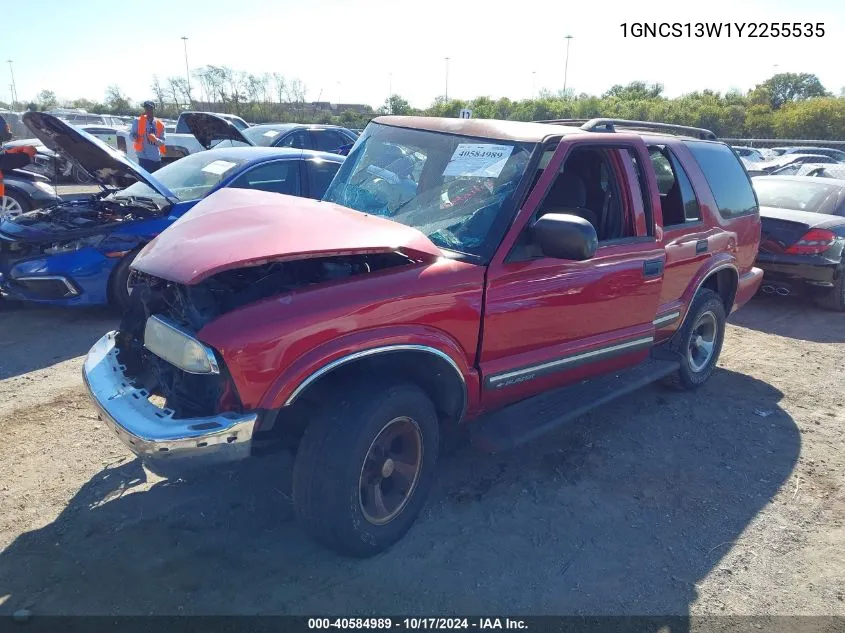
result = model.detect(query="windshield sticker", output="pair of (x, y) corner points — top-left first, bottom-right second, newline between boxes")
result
(442, 144), (514, 178)
(263, 130), (281, 138)
(201, 160), (238, 175)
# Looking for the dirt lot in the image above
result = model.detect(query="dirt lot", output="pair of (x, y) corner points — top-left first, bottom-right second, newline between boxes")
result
(0, 295), (843, 616)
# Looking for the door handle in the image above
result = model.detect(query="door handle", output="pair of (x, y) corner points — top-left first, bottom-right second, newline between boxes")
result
(643, 258), (664, 277)
(696, 239), (708, 254)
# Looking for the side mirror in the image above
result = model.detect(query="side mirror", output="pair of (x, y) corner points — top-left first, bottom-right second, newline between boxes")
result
(531, 213), (598, 261)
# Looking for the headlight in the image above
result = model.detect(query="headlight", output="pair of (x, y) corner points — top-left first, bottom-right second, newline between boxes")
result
(44, 234), (105, 255)
(143, 315), (219, 374)
(33, 181), (57, 196)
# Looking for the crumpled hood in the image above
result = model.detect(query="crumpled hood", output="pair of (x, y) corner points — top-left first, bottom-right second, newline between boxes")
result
(132, 188), (443, 284)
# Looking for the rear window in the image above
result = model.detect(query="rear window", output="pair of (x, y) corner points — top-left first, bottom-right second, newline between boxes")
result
(752, 178), (842, 215)
(685, 141), (758, 218)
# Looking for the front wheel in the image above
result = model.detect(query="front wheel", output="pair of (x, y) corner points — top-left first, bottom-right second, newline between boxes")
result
(108, 249), (142, 313)
(665, 289), (726, 390)
(73, 163), (94, 185)
(293, 383), (439, 557)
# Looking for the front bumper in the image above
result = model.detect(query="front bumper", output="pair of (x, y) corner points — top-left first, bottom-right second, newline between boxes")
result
(0, 243), (116, 305)
(83, 331), (258, 465)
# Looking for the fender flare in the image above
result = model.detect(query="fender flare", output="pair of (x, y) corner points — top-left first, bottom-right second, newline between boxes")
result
(677, 257), (739, 331)
(258, 325), (476, 420)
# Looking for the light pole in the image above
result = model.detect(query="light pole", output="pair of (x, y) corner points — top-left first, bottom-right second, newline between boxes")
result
(388, 73), (393, 113)
(532, 71), (536, 99)
(562, 35), (574, 96)
(180, 37), (192, 105)
(444, 57), (450, 102)
(7, 60), (17, 106)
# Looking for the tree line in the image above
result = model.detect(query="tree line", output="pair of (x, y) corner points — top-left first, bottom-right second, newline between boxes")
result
(4, 71), (845, 140)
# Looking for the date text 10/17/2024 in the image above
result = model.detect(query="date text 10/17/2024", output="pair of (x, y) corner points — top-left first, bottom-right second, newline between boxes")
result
(620, 22), (825, 38)
(308, 618), (528, 630)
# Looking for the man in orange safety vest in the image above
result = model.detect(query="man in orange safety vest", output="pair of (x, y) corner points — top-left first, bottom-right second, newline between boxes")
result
(131, 100), (166, 173)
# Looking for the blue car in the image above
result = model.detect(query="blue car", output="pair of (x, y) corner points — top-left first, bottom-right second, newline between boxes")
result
(0, 112), (345, 310)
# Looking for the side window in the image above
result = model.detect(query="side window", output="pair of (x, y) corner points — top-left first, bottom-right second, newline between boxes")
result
(685, 141), (758, 218)
(229, 161), (301, 196)
(667, 152), (701, 222)
(648, 146), (701, 226)
(533, 148), (630, 243)
(117, 135), (127, 152)
(311, 130), (347, 153)
(306, 159), (341, 199)
(279, 131), (308, 149)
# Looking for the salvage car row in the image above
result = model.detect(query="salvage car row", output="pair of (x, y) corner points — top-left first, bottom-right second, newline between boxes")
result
(1, 114), (843, 559)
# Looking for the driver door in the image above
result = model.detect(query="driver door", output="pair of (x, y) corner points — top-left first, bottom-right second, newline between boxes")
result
(479, 135), (665, 409)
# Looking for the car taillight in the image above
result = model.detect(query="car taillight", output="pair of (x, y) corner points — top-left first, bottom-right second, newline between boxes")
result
(784, 229), (837, 255)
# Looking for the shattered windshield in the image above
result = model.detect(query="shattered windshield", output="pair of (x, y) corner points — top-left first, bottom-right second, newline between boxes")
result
(113, 152), (247, 203)
(323, 122), (534, 259)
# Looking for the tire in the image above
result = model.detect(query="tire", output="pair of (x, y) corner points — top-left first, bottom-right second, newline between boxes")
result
(664, 289), (726, 390)
(0, 189), (30, 220)
(814, 270), (845, 312)
(108, 249), (142, 313)
(73, 163), (94, 185)
(293, 382), (439, 557)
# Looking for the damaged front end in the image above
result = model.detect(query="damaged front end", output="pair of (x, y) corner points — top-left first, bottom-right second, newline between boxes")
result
(115, 251), (416, 419)
(0, 195), (164, 302)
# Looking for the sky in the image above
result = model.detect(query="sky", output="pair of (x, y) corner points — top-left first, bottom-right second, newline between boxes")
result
(1, 0), (842, 109)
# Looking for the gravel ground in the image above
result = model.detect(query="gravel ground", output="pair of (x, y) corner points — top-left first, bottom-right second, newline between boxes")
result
(0, 295), (843, 616)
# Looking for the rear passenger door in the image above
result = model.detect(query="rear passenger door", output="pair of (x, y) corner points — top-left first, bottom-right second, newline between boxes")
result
(303, 158), (341, 199)
(480, 136), (665, 409)
(646, 144), (713, 331)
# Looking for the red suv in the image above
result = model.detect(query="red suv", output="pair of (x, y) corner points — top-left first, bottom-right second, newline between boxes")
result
(83, 117), (763, 556)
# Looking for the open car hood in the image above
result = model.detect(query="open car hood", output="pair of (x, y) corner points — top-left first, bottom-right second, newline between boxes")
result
(21, 112), (176, 200)
(182, 112), (253, 150)
(132, 188), (443, 284)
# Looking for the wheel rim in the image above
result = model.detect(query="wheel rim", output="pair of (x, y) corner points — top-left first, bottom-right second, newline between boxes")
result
(687, 310), (718, 373)
(0, 195), (23, 220)
(358, 416), (423, 526)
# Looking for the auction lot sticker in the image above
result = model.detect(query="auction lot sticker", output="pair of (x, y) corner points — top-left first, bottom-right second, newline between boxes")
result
(443, 143), (514, 178)
(201, 160), (238, 175)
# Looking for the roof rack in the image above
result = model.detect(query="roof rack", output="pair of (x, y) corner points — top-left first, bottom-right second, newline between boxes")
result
(534, 118), (718, 141)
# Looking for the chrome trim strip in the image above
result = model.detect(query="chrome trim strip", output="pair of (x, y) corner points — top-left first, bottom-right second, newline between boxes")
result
(15, 275), (78, 297)
(487, 336), (654, 389)
(143, 314), (220, 375)
(284, 344), (468, 420)
(653, 311), (681, 327)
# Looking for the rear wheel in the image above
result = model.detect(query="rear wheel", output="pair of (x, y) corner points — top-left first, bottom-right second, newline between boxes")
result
(664, 289), (726, 390)
(814, 271), (845, 312)
(292, 382), (439, 557)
